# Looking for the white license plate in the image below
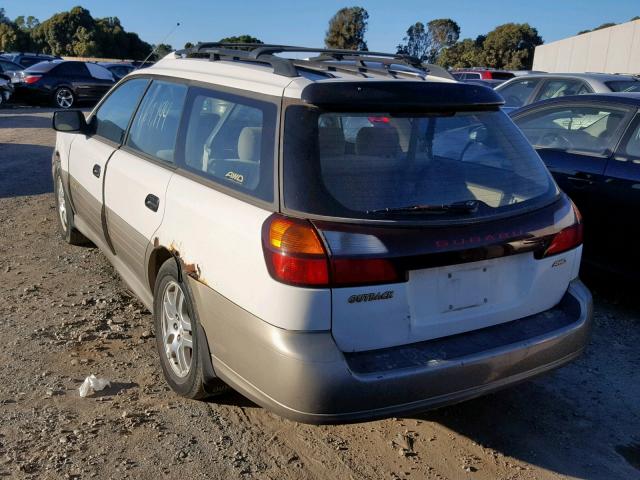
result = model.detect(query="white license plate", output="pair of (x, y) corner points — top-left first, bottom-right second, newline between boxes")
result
(437, 265), (490, 313)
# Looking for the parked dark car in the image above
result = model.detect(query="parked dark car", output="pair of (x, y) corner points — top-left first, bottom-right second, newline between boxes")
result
(510, 93), (640, 273)
(98, 62), (135, 80)
(1, 52), (60, 68)
(14, 60), (115, 108)
(0, 57), (25, 83)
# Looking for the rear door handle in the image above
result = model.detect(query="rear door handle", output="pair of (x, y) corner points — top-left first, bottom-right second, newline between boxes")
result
(145, 194), (159, 212)
(92, 164), (101, 178)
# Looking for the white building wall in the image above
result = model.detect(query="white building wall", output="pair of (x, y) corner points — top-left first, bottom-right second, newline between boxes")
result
(533, 19), (640, 74)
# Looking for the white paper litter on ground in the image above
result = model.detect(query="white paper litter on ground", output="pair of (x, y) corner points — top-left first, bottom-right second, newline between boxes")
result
(78, 374), (111, 397)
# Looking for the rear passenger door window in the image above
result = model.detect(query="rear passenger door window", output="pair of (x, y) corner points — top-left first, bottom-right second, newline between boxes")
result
(125, 81), (187, 163)
(515, 105), (629, 156)
(498, 79), (540, 108)
(181, 87), (277, 201)
(536, 79), (592, 101)
(93, 78), (149, 144)
(54, 62), (90, 77)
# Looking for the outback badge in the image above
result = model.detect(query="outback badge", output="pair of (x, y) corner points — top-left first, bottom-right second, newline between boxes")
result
(348, 291), (394, 304)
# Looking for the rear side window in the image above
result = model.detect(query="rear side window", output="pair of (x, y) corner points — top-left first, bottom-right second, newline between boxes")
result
(20, 57), (45, 68)
(86, 63), (114, 81)
(126, 81), (187, 163)
(54, 62), (89, 77)
(536, 79), (591, 101)
(515, 105), (629, 156)
(0, 60), (21, 72)
(93, 78), (149, 144)
(181, 87), (277, 202)
(498, 79), (540, 108)
(606, 80), (640, 93)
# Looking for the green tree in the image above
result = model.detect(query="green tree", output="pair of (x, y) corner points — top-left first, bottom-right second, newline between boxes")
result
(184, 41), (194, 49)
(219, 35), (263, 44)
(397, 18), (459, 62)
(0, 8), (9, 24)
(437, 37), (484, 68)
(578, 22), (617, 35)
(152, 43), (173, 59)
(481, 23), (542, 70)
(0, 22), (17, 51)
(325, 6), (369, 50)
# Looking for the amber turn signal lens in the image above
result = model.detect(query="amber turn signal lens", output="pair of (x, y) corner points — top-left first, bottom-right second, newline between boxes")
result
(269, 217), (325, 255)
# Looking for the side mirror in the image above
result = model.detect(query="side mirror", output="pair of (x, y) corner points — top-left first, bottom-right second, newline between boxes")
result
(52, 110), (88, 133)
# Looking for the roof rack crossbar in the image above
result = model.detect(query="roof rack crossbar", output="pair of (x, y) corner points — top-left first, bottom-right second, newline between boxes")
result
(175, 43), (452, 80)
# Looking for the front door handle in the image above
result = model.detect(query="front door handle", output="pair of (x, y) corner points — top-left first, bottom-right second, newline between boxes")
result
(145, 194), (159, 212)
(92, 164), (101, 178)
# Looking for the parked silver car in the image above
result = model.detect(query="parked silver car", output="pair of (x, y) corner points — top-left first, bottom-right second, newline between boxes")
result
(496, 72), (640, 113)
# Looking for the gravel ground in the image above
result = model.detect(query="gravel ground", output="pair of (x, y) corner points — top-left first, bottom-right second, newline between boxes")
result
(0, 107), (639, 480)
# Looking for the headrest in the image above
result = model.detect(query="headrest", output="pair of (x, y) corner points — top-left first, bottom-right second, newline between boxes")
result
(238, 127), (262, 162)
(319, 127), (345, 157)
(355, 127), (400, 157)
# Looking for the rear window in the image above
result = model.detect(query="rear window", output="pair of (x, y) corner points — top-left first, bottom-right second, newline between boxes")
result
(24, 61), (58, 73)
(606, 80), (640, 93)
(283, 107), (557, 222)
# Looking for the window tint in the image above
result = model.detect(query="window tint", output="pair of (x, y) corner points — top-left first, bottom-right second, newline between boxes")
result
(86, 63), (114, 81)
(0, 60), (21, 72)
(606, 80), (640, 93)
(182, 87), (277, 201)
(284, 108), (555, 220)
(20, 57), (44, 68)
(126, 81), (187, 163)
(515, 105), (629, 156)
(537, 79), (591, 101)
(498, 79), (540, 108)
(93, 78), (149, 144)
(54, 62), (89, 77)
(624, 122), (640, 158)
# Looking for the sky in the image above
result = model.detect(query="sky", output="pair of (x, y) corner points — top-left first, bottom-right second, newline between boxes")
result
(2, 0), (639, 52)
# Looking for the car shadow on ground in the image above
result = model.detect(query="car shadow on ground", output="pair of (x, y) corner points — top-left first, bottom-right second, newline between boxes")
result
(0, 114), (53, 129)
(0, 143), (53, 198)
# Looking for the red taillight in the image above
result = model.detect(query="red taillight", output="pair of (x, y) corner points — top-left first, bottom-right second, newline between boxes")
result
(262, 215), (402, 287)
(367, 116), (390, 124)
(24, 75), (42, 84)
(543, 202), (583, 257)
(262, 215), (329, 287)
(332, 258), (399, 285)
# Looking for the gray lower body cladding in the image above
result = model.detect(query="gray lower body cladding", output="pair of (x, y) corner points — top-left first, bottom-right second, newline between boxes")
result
(190, 278), (592, 424)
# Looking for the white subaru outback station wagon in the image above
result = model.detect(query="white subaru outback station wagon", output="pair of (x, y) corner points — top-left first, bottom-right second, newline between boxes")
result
(51, 44), (592, 423)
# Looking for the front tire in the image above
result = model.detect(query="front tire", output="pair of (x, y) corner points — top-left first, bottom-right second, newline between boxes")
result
(153, 259), (228, 399)
(54, 168), (89, 245)
(53, 87), (75, 109)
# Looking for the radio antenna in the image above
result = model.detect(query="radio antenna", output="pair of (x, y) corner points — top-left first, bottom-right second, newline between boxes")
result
(138, 21), (181, 68)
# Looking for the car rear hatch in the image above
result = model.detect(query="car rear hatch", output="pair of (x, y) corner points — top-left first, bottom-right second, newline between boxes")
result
(280, 81), (583, 352)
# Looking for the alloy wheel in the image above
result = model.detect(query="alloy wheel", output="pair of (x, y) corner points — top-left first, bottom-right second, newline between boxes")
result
(56, 177), (68, 232)
(56, 89), (74, 109)
(161, 280), (194, 378)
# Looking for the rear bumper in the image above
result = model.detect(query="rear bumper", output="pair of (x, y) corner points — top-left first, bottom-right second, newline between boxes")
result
(192, 279), (592, 424)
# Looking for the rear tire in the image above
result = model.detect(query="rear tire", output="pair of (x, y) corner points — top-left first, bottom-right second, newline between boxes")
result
(153, 258), (229, 399)
(53, 87), (75, 109)
(53, 168), (90, 246)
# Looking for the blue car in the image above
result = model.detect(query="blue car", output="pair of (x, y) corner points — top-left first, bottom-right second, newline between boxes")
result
(510, 93), (640, 274)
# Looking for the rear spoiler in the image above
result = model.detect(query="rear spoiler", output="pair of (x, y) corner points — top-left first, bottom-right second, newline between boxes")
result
(300, 81), (505, 112)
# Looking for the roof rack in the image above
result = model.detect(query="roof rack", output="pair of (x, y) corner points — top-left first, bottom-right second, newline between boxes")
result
(175, 43), (453, 80)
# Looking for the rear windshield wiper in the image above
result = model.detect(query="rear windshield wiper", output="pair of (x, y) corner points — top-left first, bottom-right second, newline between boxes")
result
(367, 200), (480, 215)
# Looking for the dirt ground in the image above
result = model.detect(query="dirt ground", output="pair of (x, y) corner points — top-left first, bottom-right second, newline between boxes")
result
(0, 107), (639, 480)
